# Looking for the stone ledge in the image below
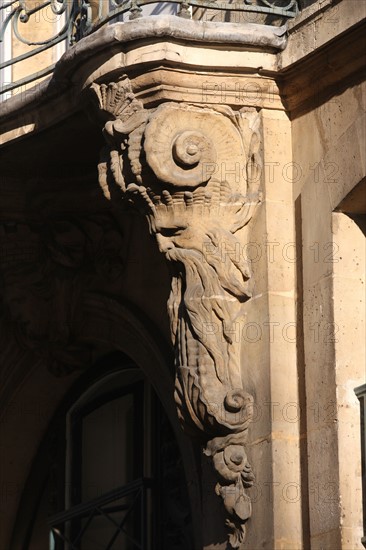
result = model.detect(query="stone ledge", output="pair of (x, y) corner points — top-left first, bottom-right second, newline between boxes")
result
(64, 16), (287, 66)
(0, 17), (285, 146)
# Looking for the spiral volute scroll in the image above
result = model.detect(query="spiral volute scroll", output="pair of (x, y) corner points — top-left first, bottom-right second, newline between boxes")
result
(144, 103), (247, 190)
(224, 388), (253, 415)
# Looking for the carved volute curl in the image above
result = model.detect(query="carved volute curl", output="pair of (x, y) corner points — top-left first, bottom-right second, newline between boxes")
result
(90, 75), (262, 547)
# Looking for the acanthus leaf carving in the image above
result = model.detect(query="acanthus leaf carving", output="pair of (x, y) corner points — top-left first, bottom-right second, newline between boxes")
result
(91, 75), (262, 547)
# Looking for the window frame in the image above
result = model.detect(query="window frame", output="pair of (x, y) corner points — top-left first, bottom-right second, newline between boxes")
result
(68, 379), (144, 507)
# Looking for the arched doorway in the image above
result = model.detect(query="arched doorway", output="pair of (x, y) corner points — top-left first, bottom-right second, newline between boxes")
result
(13, 350), (195, 550)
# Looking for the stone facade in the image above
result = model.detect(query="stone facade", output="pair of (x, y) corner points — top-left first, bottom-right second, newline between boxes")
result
(0, 2), (365, 549)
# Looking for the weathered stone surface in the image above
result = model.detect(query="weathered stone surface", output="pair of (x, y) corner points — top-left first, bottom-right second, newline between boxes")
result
(295, 80), (365, 549)
(91, 74), (263, 546)
(67, 16), (288, 55)
(0, 5), (365, 550)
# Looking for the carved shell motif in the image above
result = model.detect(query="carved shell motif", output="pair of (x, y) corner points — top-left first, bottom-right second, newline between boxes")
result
(90, 77), (142, 120)
(144, 103), (247, 191)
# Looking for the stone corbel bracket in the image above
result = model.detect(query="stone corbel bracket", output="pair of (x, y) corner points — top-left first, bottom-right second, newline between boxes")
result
(90, 75), (262, 547)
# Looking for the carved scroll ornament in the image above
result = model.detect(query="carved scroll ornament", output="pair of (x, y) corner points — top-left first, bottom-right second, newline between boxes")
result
(91, 76), (262, 547)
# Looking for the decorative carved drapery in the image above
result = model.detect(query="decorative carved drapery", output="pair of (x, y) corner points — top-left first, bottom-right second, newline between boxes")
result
(91, 75), (262, 547)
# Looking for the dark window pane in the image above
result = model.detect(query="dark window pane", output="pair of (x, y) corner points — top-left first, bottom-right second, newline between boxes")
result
(81, 394), (134, 502)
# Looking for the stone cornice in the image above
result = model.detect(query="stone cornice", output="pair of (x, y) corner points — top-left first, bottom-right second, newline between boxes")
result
(0, 17), (284, 147)
(277, 18), (366, 117)
(0, 13), (365, 145)
(62, 16), (288, 60)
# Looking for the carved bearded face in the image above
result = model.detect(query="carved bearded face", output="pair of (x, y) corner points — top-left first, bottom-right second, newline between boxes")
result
(155, 217), (207, 255)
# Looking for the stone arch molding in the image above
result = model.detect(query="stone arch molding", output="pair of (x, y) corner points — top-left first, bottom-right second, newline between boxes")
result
(89, 75), (262, 548)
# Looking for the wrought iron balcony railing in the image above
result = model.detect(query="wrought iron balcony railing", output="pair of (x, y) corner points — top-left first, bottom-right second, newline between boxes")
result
(0, 0), (298, 99)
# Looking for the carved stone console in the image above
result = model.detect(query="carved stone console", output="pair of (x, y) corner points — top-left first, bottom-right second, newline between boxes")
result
(90, 75), (262, 547)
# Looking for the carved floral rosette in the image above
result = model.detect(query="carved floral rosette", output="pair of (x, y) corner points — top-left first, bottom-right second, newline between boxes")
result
(90, 76), (262, 547)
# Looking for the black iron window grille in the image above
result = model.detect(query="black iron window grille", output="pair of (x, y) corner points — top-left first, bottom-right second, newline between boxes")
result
(49, 477), (152, 550)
